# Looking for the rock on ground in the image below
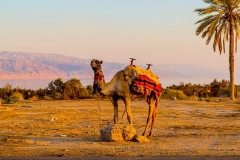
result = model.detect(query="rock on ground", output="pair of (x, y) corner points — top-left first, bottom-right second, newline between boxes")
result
(134, 135), (149, 142)
(100, 124), (136, 142)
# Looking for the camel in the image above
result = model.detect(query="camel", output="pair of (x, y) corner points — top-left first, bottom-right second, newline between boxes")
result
(90, 59), (161, 137)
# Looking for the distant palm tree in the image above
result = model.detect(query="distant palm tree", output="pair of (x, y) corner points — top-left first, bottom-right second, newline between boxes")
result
(194, 0), (240, 100)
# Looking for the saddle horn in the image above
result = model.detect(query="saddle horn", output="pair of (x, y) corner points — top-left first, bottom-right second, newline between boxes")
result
(129, 58), (136, 66)
(146, 63), (153, 70)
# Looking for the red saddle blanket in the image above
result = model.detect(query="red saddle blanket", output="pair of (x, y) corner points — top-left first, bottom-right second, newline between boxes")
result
(131, 75), (162, 101)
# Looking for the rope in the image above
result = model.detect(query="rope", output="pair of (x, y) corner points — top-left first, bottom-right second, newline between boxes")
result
(98, 99), (101, 110)
(97, 96), (113, 126)
(97, 98), (102, 125)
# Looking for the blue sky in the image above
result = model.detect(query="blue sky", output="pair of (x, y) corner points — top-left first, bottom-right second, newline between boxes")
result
(0, 0), (239, 76)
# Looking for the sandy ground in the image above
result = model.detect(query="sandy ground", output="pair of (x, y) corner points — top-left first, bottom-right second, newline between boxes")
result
(0, 99), (240, 159)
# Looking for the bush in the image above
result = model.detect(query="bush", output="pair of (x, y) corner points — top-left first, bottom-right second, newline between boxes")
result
(28, 96), (38, 101)
(42, 95), (52, 100)
(198, 97), (213, 102)
(162, 89), (188, 100)
(11, 92), (24, 101)
(53, 92), (62, 100)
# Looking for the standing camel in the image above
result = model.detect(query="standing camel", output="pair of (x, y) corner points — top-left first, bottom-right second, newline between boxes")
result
(90, 59), (162, 137)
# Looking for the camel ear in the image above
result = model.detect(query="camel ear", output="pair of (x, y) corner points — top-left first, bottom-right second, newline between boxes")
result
(100, 61), (103, 64)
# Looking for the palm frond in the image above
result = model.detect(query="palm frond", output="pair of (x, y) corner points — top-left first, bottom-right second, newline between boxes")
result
(195, 15), (215, 24)
(206, 19), (220, 44)
(212, 0), (227, 7)
(213, 21), (225, 52)
(224, 23), (229, 41)
(194, 6), (220, 16)
(196, 0), (240, 54)
(196, 17), (217, 35)
(202, 30), (209, 38)
(204, 0), (218, 5)
(233, 16), (240, 38)
(234, 1), (240, 8)
(218, 34), (223, 54)
(223, 37), (226, 53)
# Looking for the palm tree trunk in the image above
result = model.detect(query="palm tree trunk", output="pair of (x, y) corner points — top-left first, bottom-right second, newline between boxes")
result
(229, 22), (235, 100)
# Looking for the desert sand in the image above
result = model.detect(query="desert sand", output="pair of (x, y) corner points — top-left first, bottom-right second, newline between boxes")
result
(0, 99), (240, 159)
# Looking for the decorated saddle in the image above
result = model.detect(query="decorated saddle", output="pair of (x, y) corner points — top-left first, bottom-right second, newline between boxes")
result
(124, 65), (162, 105)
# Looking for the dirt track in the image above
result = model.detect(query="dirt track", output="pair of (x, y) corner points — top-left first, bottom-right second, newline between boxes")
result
(0, 99), (240, 158)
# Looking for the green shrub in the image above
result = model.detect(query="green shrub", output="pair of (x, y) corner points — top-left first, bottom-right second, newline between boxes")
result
(53, 92), (62, 100)
(162, 89), (188, 100)
(198, 97), (213, 102)
(42, 95), (52, 100)
(11, 92), (24, 101)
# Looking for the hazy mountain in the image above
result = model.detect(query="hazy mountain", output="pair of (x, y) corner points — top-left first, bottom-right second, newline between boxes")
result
(155, 64), (229, 79)
(0, 51), (92, 79)
(0, 51), (230, 80)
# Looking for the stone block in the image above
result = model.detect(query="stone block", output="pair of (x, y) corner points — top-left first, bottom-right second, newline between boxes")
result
(100, 124), (136, 142)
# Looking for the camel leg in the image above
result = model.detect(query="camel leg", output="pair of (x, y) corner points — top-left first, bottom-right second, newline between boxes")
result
(123, 97), (132, 125)
(143, 93), (156, 137)
(142, 104), (153, 137)
(148, 107), (156, 138)
(112, 98), (118, 123)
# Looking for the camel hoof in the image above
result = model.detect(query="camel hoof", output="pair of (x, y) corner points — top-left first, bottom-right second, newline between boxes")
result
(142, 133), (146, 137)
(147, 133), (153, 138)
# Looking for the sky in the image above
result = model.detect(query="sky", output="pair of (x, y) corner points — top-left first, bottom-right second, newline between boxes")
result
(0, 0), (240, 74)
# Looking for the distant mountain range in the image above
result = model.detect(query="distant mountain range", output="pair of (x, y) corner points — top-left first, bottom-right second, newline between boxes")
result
(0, 51), (231, 81)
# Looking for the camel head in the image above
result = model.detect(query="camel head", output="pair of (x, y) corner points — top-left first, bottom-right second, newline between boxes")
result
(90, 59), (103, 72)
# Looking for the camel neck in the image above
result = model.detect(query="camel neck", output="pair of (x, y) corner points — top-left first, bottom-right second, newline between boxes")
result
(94, 68), (102, 74)
(94, 70), (104, 82)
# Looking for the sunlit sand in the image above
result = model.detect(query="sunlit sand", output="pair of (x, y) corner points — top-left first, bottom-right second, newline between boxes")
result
(0, 99), (239, 158)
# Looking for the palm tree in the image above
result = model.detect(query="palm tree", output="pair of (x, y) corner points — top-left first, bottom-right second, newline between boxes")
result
(194, 0), (240, 100)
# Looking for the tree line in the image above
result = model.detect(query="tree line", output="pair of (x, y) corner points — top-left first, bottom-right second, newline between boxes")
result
(0, 77), (239, 104)
(166, 78), (240, 99)
(0, 78), (96, 104)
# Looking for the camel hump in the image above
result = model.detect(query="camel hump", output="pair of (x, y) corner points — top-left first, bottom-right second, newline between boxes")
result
(123, 65), (160, 85)
(123, 65), (137, 85)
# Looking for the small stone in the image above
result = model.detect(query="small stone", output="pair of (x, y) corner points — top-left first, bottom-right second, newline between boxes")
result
(134, 135), (149, 142)
(50, 117), (57, 121)
(59, 134), (67, 137)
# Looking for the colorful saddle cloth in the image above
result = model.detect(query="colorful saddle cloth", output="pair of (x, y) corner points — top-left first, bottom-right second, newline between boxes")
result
(124, 65), (162, 106)
(134, 66), (160, 84)
(132, 75), (162, 99)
